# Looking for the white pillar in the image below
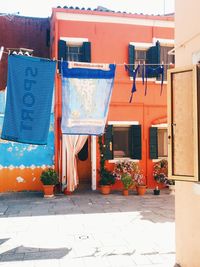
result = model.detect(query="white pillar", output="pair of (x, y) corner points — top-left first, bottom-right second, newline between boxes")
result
(91, 136), (97, 190)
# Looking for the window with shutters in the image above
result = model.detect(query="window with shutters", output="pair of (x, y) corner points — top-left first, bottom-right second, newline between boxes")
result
(150, 125), (168, 160)
(104, 123), (142, 161)
(58, 38), (91, 72)
(129, 41), (174, 80)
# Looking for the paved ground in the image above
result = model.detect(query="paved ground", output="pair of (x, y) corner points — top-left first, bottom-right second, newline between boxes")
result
(0, 189), (175, 267)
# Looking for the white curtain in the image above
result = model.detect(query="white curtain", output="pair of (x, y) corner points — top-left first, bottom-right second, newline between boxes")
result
(62, 135), (88, 192)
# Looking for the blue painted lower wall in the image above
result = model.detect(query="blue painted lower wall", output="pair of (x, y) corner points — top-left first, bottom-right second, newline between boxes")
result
(0, 90), (55, 192)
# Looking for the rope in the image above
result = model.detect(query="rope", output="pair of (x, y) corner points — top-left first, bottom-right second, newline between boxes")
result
(1, 49), (174, 66)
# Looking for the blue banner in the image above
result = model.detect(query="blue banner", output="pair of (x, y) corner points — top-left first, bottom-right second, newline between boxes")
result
(1, 55), (56, 145)
(61, 62), (116, 135)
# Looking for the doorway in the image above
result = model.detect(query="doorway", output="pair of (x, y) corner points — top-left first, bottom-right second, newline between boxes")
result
(77, 136), (92, 190)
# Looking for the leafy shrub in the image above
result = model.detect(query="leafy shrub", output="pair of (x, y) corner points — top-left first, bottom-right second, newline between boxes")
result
(121, 173), (134, 190)
(99, 168), (116, 186)
(40, 168), (59, 185)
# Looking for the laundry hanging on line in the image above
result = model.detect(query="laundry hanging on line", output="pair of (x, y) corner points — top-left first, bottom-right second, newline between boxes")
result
(61, 61), (116, 135)
(125, 64), (165, 101)
(125, 64), (140, 103)
(1, 55), (56, 145)
(144, 65), (164, 96)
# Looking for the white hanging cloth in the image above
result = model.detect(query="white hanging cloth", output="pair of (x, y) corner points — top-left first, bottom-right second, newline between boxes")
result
(62, 134), (88, 192)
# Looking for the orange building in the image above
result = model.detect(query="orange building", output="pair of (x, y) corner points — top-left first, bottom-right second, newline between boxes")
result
(51, 6), (174, 191)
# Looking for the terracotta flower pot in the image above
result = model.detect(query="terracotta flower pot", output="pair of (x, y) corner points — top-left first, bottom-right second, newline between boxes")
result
(100, 185), (111, 195)
(43, 185), (54, 198)
(122, 189), (129, 196)
(136, 185), (147, 196)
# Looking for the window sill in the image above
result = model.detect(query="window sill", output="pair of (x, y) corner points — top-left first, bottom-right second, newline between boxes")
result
(108, 158), (140, 163)
(155, 80), (167, 84)
(130, 77), (168, 84)
(152, 157), (167, 162)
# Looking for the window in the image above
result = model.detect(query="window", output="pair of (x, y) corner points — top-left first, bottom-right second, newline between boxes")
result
(135, 49), (146, 77)
(157, 128), (168, 157)
(149, 126), (168, 159)
(135, 49), (146, 65)
(58, 39), (91, 72)
(103, 124), (142, 160)
(128, 41), (175, 81)
(160, 46), (175, 80)
(113, 126), (132, 158)
(67, 45), (82, 62)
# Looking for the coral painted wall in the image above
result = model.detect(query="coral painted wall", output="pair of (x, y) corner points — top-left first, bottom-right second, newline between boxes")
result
(51, 8), (174, 190)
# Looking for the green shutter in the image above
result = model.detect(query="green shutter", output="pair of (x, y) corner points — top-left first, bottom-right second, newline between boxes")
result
(104, 125), (113, 160)
(58, 40), (67, 72)
(146, 41), (160, 77)
(128, 44), (135, 76)
(149, 127), (158, 159)
(131, 125), (142, 160)
(81, 42), (91, 62)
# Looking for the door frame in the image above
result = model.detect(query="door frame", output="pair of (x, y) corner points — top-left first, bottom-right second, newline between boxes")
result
(91, 136), (97, 190)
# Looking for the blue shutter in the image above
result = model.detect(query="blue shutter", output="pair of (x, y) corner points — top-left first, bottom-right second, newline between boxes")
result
(81, 42), (91, 62)
(104, 125), (113, 160)
(128, 44), (135, 76)
(58, 40), (67, 72)
(131, 125), (142, 159)
(146, 41), (160, 77)
(149, 127), (158, 159)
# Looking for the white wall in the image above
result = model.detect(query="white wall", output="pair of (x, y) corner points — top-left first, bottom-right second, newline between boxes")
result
(175, 0), (200, 266)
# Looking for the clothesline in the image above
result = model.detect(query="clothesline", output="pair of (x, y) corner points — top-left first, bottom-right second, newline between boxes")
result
(1, 48), (173, 66)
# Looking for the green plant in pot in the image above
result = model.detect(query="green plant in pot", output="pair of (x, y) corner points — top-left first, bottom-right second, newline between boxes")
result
(40, 168), (59, 198)
(98, 136), (115, 195)
(121, 173), (134, 196)
(99, 168), (115, 195)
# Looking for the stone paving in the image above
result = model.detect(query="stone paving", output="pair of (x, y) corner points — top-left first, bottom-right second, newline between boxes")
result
(0, 189), (175, 267)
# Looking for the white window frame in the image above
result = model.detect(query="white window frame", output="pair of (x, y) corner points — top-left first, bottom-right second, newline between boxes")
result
(60, 37), (88, 46)
(108, 121), (139, 163)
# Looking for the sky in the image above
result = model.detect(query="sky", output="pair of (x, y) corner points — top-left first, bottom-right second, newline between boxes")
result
(0, 0), (174, 18)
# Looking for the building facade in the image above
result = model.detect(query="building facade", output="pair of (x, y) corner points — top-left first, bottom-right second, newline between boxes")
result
(172, 0), (200, 266)
(51, 7), (174, 191)
(0, 15), (54, 192)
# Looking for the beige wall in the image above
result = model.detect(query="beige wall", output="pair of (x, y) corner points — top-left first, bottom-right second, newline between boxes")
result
(175, 0), (200, 266)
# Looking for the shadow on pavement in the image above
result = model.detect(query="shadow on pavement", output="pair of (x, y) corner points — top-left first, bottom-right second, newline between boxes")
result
(0, 245), (71, 262)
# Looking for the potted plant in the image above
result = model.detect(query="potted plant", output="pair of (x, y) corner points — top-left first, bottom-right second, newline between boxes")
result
(99, 168), (115, 195)
(40, 168), (59, 198)
(113, 160), (139, 195)
(121, 173), (134, 196)
(98, 136), (115, 194)
(134, 171), (147, 196)
(153, 186), (160, 195)
(153, 159), (175, 194)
